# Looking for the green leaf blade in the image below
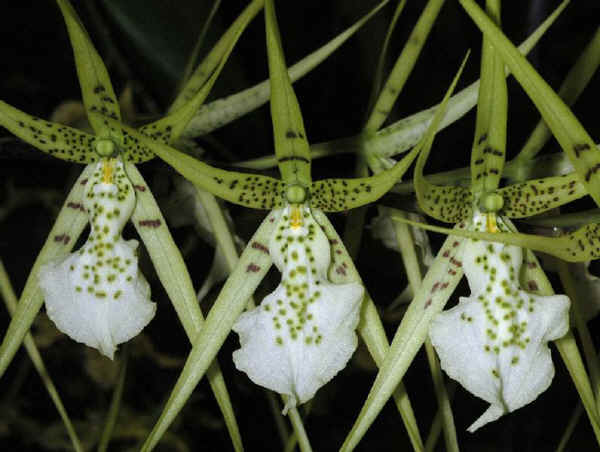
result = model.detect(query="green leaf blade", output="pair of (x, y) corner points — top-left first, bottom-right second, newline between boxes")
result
(341, 230), (466, 451)
(365, 0), (446, 133)
(127, 165), (244, 451)
(141, 212), (279, 451)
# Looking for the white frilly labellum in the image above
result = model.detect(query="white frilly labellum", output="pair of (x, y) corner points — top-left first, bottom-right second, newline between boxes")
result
(232, 205), (363, 412)
(39, 159), (156, 359)
(430, 211), (570, 431)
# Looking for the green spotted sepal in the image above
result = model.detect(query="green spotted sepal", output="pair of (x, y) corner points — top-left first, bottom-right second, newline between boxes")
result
(392, 214), (600, 263)
(92, 112), (287, 209)
(56, 0), (122, 139)
(0, 100), (98, 163)
(413, 53), (473, 223)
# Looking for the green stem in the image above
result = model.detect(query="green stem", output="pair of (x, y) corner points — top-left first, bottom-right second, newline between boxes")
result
(393, 213), (459, 452)
(97, 349), (128, 452)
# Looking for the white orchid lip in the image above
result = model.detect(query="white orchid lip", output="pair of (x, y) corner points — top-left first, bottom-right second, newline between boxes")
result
(39, 158), (156, 359)
(232, 204), (363, 412)
(430, 211), (570, 431)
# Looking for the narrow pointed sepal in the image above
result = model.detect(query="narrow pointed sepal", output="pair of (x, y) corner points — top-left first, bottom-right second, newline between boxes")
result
(232, 205), (363, 410)
(430, 212), (570, 431)
(39, 158), (156, 359)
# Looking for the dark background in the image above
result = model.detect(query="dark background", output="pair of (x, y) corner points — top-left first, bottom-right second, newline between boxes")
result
(0, 1), (599, 451)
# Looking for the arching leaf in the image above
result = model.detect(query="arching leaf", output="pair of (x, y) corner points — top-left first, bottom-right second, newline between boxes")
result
(364, 0), (446, 133)
(182, 0), (391, 138)
(140, 0), (257, 148)
(171, 0), (263, 111)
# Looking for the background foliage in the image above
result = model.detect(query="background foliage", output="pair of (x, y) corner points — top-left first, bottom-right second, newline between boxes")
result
(0, 1), (599, 450)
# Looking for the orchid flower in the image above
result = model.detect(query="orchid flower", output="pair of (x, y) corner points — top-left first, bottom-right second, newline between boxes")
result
(38, 156), (155, 359)
(341, 1), (600, 448)
(129, 1), (472, 446)
(233, 204), (363, 412)
(0, 0), (269, 446)
(429, 210), (570, 431)
(0, 0), (250, 361)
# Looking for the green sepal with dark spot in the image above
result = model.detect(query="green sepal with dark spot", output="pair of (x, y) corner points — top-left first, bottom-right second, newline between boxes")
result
(414, 52), (472, 223)
(499, 172), (586, 218)
(0, 99), (97, 163)
(469, 0), (507, 195)
(265, 0), (312, 187)
(392, 215), (600, 263)
(93, 112), (286, 208)
(56, 0), (122, 139)
(459, 0), (600, 208)
(310, 145), (421, 212)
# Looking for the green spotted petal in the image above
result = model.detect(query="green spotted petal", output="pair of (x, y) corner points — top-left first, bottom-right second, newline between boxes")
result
(265, 0), (311, 187)
(182, 0), (390, 139)
(233, 205), (363, 411)
(431, 212), (569, 432)
(309, 146), (421, 212)
(459, 0), (600, 208)
(414, 53), (472, 223)
(92, 112), (286, 207)
(38, 158), (155, 359)
(0, 100), (97, 163)
(499, 173), (586, 218)
(56, 0), (121, 137)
